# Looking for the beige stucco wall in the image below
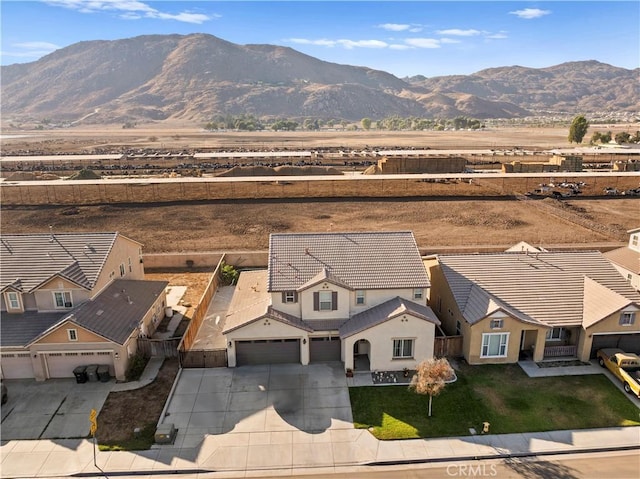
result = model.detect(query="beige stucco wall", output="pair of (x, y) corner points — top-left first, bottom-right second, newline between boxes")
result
(92, 235), (145, 295)
(580, 305), (640, 361)
(610, 263), (640, 291)
(34, 277), (91, 312)
(342, 315), (436, 371)
(225, 319), (309, 367)
(300, 282), (350, 320)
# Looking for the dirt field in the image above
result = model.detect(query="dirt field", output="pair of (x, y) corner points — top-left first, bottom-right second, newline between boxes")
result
(2, 197), (637, 252)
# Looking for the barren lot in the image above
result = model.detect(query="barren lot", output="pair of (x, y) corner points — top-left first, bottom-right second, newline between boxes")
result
(2, 197), (636, 252)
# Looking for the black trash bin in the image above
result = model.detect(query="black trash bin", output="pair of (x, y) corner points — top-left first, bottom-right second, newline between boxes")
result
(85, 364), (99, 382)
(97, 365), (111, 383)
(73, 365), (87, 384)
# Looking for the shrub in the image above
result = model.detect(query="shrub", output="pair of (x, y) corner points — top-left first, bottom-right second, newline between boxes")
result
(125, 353), (149, 382)
(220, 262), (239, 285)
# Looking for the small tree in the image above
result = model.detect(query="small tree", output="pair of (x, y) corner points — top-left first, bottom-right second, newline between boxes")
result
(409, 358), (454, 417)
(568, 115), (589, 144)
(361, 118), (372, 130)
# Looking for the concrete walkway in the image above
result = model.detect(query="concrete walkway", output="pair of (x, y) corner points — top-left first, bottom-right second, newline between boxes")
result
(1, 426), (638, 477)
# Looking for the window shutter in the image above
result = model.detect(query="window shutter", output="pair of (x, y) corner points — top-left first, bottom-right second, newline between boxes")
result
(313, 292), (319, 310)
(281, 292), (286, 303)
(332, 291), (338, 310)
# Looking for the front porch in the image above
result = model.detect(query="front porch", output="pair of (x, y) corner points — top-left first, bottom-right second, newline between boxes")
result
(520, 327), (580, 362)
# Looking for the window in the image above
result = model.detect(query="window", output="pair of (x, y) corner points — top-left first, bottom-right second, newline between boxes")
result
(119, 263), (126, 277)
(53, 291), (73, 308)
(456, 320), (462, 335)
(413, 288), (424, 300)
(628, 274), (633, 281)
(319, 291), (333, 311)
(109, 271), (115, 279)
(128, 257), (132, 272)
(67, 329), (78, 341)
(546, 327), (564, 341)
(620, 312), (636, 326)
(283, 291), (297, 303)
(355, 290), (366, 305)
(437, 296), (442, 313)
(393, 339), (414, 358)
(6, 292), (20, 310)
(481, 333), (509, 358)
(632, 235), (639, 247)
(313, 290), (337, 311)
(490, 319), (504, 330)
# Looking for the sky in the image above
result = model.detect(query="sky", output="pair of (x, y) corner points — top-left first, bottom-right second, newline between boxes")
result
(1, 1), (638, 78)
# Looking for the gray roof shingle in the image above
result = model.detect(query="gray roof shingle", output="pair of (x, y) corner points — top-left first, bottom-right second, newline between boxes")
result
(1, 311), (68, 347)
(0, 232), (128, 292)
(438, 251), (640, 328)
(339, 296), (440, 338)
(268, 231), (429, 292)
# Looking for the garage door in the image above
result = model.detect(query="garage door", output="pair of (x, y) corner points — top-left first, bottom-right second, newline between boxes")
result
(45, 351), (114, 378)
(236, 339), (300, 366)
(310, 337), (341, 362)
(0, 353), (34, 379)
(590, 334), (640, 357)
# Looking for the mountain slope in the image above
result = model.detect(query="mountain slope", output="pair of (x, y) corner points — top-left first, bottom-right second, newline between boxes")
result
(1, 34), (636, 123)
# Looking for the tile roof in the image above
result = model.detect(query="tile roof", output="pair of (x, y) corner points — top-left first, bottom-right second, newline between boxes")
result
(604, 246), (640, 274)
(268, 231), (429, 292)
(223, 270), (313, 334)
(438, 251), (640, 328)
(583, 277), (634, 328)
(339, 296), (440, 338)
(0, 232), (131, 292)
(39, 279), (168, 345)
(1, 311), (67, 347)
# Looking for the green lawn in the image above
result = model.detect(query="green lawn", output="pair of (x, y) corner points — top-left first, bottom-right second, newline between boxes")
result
(349, 363), (640, 440)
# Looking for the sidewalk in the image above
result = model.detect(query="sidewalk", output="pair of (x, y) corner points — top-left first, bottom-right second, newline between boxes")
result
(1, 425), (638, 477)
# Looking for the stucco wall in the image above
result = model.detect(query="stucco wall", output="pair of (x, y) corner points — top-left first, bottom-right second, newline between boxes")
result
(580, 305), (640, 361)
(342, 315), (436, 371)
(93, 236), (145, 295)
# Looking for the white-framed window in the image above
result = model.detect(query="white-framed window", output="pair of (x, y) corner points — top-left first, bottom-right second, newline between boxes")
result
(456, 320), (461, 335)
(393, 339), (414, 358)
(620, 312), (636, 326)
(355, 290), (366, 305)
(6, 291), (21, 310)
(53, 291), (73, 308)
(546, 327), (564, 341)
(284, 291), (297, 303)
(628, 273), (633, 281)
(119, 263), (126, 277)
(109, 271), (115, 279)
(490, 319), (504, 330)
(632, 235), (639, 247)
(128, 257), (132, 272)
(319, 291), (333, 311)
(413, 288), (424, 300)
(481, 333), (509, 358)
(67, 329), (78, 341)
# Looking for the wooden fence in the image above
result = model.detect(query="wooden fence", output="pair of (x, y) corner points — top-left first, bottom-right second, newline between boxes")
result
(177, 255), (224, 353)
(434, 335), (463, 358)
(180, 349), (228, 368)
(137, 338), (181, 358)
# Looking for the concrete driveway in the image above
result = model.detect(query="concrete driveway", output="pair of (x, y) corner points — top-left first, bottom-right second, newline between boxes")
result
(0, 378), (113, 440)
(161, 362), (353, 449)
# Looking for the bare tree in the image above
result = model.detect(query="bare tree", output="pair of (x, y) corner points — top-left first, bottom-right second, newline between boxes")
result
(409, 358), (454, 417)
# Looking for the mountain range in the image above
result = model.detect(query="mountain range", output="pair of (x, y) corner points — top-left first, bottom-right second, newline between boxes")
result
(1, 33), (637, 124)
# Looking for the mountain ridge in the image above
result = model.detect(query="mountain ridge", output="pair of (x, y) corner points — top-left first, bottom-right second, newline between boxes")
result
(1, 33), (636, 124)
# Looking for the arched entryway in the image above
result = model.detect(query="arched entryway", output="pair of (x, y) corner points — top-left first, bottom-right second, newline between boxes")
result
(353, 339), (371, 372)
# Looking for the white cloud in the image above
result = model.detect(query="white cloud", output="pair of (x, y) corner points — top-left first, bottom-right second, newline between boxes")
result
(2, 41), (61, 59)
(485, 32), (508, 39)
(42, 0), (215, 24)
(436, 29), (481, 36)
(439, 38), (462, 44)
(405, 38), (441, 49)
(509, 8), (551, 19)
(287, 38), (388, 49)
(378, 23), (411, 32)
(389, 44), (412, 50)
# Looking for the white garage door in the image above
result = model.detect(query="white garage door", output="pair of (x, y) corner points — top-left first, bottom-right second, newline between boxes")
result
(45, 351), (114, 378)
(0, 353), (34, 379)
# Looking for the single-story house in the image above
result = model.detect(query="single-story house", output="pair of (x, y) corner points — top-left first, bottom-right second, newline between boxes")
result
(426, 250), (640, 364)
(223, 231), (440, 372)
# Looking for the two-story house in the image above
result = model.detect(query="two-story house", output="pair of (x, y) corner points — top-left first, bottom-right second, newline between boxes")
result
(1, 232), (167, 381)
(427, 250), (640, 365)
(223, 231), (440, 372)
(605, 227), (640, 291)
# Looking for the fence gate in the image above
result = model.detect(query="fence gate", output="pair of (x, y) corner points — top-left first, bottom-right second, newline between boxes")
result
(434, 336), (463, 358)
(180, 349), (227, 368)
(137, 338), (181, 358)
